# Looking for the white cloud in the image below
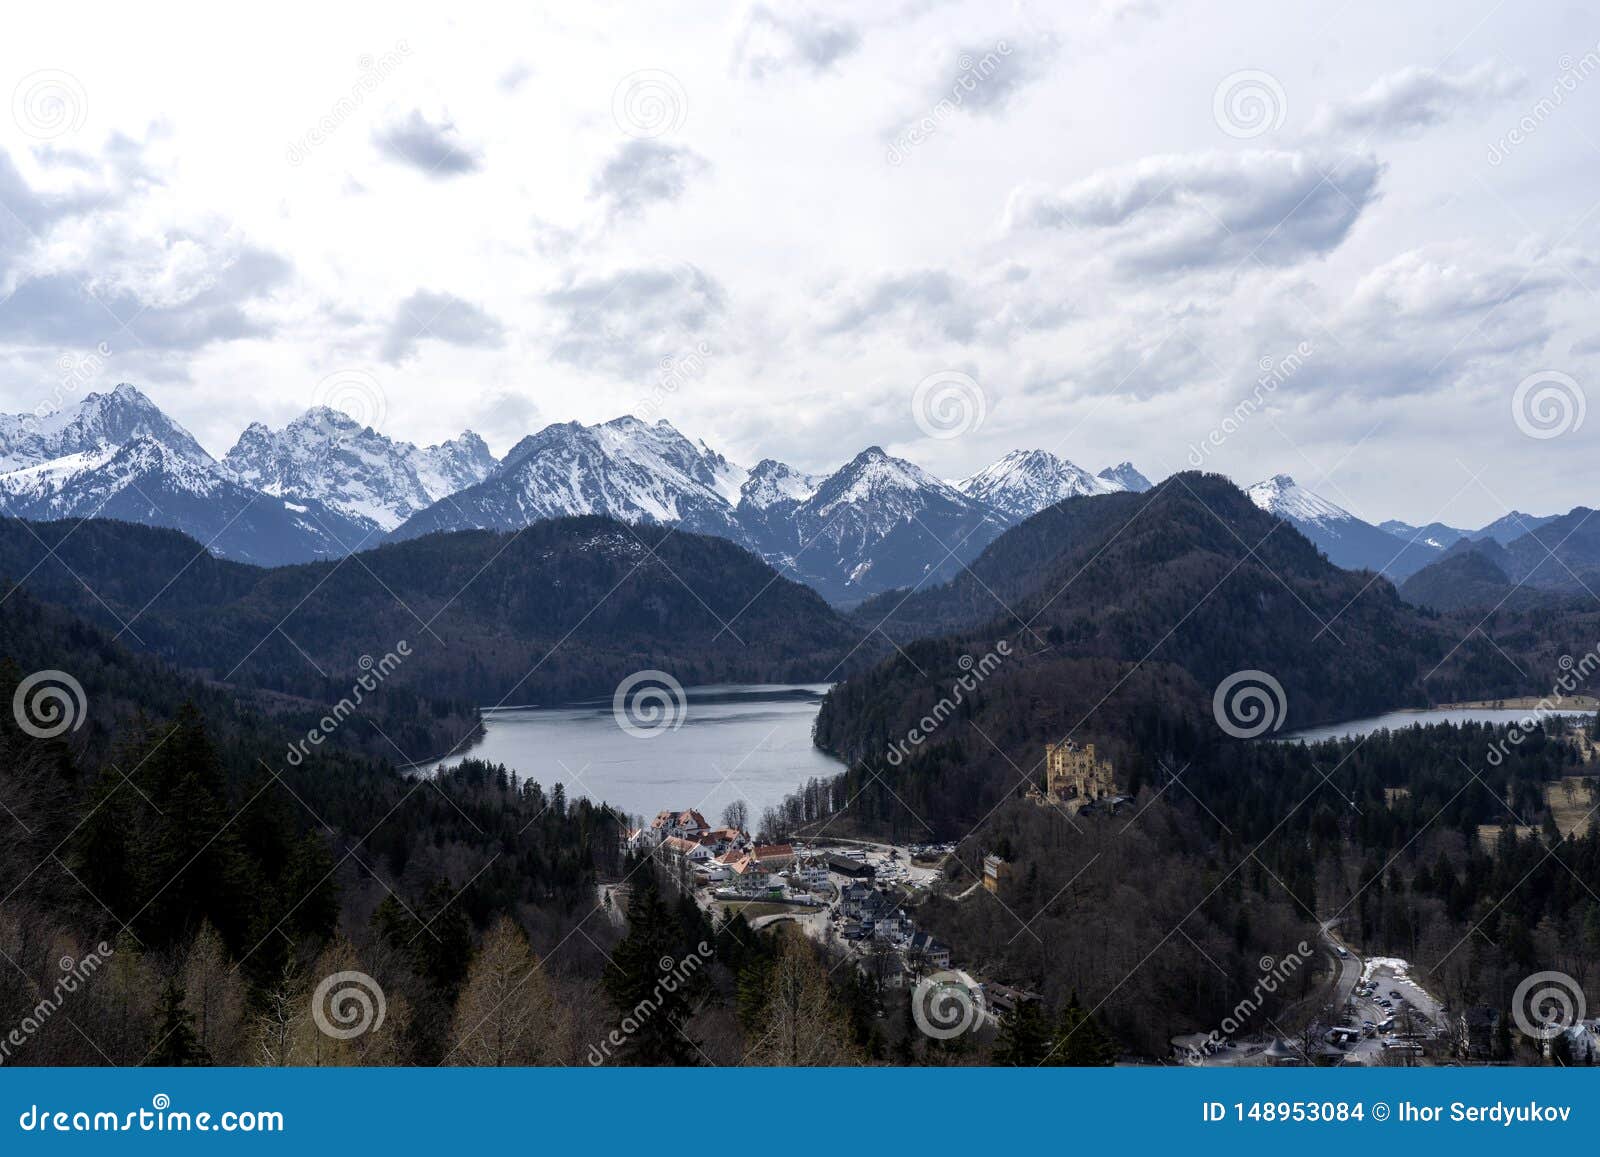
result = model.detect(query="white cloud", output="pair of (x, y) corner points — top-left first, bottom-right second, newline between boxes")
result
(589, 140), (710, 221)
(372, 109), (482, 177)
(380, 290), (506, 363)
(1310, 62), (1527, 139)
(732, 6), (861, 79)
(1004, 151), (1383, 274)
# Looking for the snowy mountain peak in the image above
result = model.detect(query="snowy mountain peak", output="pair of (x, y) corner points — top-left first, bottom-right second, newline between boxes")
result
(739, 458), (819, 509)
(399, 415), (748, 539)
(1246, 474), (1356, 529)
(1097, 461), (1152, 493)
(222, 407), (496, 533)
(0, 382), (211, 472)
(814, 445), (961, 515)
(957, 449), (1118, 520)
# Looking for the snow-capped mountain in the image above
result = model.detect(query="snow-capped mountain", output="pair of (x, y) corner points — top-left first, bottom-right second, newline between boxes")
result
(0, 383), (210, 471)
(392, 424), (1012, 604)
(1247, 474), (1442, 580)
(956, 449), (1121, 520)
(738, 458), (819, 509)
(1378, 519), (1467, 551)
(7, 384), (1503, 600)
(746, 446), (1005, 602)
(1383, 511), (1557, 548)
(223, 408), (497, 533)
(393, 416), (750, 543)
(1098, 461), (1152, 493)
(0, 388), (368, 566)
(415, 432), (498, 501)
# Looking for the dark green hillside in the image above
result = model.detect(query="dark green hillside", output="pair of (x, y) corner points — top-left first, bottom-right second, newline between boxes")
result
(0, 515), (866, 722)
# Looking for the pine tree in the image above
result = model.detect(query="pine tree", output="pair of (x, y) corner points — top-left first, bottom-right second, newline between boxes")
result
(993, 997), (1053, 1065)
(603, 869), (701, 1065)
(146, 980), (209, 1066)
(1048, 992), (1116, 1065)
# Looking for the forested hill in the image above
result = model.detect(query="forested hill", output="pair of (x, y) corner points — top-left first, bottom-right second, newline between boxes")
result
(0, 515), (865, 720)
(0, 588), (626, 1063)
(811, 472), (1564, 833)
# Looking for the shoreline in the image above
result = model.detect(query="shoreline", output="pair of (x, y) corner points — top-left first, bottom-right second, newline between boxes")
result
(1428, 696), (1598, 712)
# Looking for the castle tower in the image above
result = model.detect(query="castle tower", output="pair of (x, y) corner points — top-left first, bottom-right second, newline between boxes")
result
(1045, 739), (1116, 805)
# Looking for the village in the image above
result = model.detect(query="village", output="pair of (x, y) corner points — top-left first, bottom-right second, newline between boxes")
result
(615, 740), (1137, 1029)
(625, 807), (982, 992)
(623, 735), (1600, 1065)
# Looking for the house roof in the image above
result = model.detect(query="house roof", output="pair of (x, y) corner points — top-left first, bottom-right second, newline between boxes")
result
(752, 843), (795, 861)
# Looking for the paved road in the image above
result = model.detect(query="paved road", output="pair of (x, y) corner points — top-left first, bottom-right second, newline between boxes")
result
(1320, 922), (1362, 1009)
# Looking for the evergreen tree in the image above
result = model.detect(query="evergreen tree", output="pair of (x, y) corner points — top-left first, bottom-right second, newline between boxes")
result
(603, 869), (702, 1064)
(1048, 992), (1116, 1065)
(146, 980), (209, 1066)
(993, 997), (1053, 1065)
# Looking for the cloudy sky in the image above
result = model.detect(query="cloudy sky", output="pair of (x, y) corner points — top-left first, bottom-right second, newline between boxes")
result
(1, 0), (1597, 526)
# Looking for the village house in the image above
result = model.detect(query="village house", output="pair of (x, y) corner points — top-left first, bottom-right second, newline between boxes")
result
(701, 827), (745, 853)
(659, 836), (713, 865)
(982, 854), (1012, 895)
(749, 843), (796, 871)
(905, 930), (952, 970)
(827, 854), (875, 880)
(623, 827), (653, 852)
(841, 883), (874, 918)
(1545, 1020), (1600, 1063)
(651, 809), (712, 842)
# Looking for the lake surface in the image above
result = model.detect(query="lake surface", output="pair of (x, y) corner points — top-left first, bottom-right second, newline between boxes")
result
(417, 683), (843, 825)
(1280, 707), (1590, 744)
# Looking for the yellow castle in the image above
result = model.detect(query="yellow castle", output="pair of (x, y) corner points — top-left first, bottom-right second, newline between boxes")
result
(1045, 739), (1116, 807)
